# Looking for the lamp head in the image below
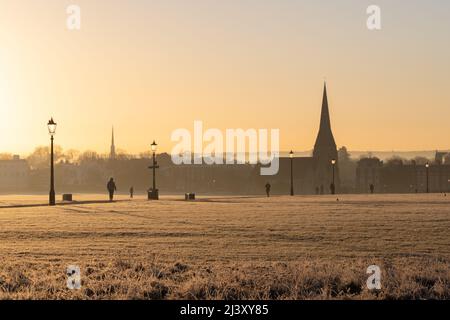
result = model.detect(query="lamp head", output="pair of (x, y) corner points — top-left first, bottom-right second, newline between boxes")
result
(151, 140), (158, 152)
(47, 118), (57, 135)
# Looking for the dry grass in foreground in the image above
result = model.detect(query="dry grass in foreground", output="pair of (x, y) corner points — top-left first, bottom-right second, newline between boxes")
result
(0, 194), (449, 299)
(0, 257), (448, 300)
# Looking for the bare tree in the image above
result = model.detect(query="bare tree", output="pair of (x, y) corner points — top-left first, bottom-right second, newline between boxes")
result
(63, 149), (81, 164)
(27, 145), (63, 169)
(0, 153), (14, 160)
(79, 150), (100, 162)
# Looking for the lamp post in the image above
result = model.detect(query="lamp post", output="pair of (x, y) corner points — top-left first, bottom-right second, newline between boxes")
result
(47, 118), (57, 206)
(148, 140), (159, 200)
(289, 151), (294, 196)
(425, 162), (430, 193)
(331, 159), (336, 195)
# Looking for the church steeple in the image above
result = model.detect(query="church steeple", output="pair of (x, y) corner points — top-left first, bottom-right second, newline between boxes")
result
(313, 82), (336, 155)
(110, 127), (116, 160)
(312, 82), (339, 192)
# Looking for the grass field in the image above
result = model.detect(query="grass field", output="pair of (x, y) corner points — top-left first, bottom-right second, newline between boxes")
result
(0, 193), (449, 299)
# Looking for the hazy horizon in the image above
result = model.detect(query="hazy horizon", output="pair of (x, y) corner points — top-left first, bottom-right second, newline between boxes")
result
(2, 145), (448, 162)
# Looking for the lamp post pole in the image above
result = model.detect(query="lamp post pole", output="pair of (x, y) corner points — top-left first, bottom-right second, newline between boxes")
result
(152, 150), (156, 191)
(148, 140), (159, 200)
(331, 159), (336, 195)
(426, 162), (430, 193)
(47, 118), (57, 206)
(50, 134), (55, 205)
(290, 151), (294, 196)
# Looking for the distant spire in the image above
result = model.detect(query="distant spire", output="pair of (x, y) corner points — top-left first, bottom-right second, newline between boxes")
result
(110, 126), (116, 160)
(320, 82), (331, 131)
(313, 82), (336, 154)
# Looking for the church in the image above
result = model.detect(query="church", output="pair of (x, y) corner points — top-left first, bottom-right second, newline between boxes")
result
(103, 83), (341, 195)
(269, 83), (340, 195)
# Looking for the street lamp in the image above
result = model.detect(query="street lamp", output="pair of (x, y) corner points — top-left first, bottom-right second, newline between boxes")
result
(425, 162), (430, 193)
(151, 140), (157, 153)
(331, 159), (336, 195)
(47, 118), (57, 206)
(148, 140), (160, 200)
(289, 151), (294, 196)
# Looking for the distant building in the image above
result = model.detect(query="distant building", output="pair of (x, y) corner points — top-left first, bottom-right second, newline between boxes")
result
(416, 160), (450, 193)
(269, 83), (340, 194)
(356, 152), (450, 193)
(55, 162), (84, 188)
(101, 84), (341, 195)
(124, 82), (341, 195)
(110, 127), (116, 160)
(266, 157), (315, 194)
(312, 83), (339, 191)
(356, 157), (383, 193)
(435, 151), (450, 165)
(0, 155), (30, 191)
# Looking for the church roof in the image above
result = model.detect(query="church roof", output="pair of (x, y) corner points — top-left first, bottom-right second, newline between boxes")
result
(314, 83), (336, 149)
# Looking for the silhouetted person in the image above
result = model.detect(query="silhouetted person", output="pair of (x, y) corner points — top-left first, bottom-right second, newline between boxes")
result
(330, 183), (335, 195)
(265, 183), (271, 197)
(130, 186), (134, 199)
(107, 178), (117, 202)
(370, 184), (375, 194)
(315, 186), (319, 195)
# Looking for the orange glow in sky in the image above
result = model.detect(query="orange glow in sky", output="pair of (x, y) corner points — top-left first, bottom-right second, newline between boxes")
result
(0, 1), (449, 155)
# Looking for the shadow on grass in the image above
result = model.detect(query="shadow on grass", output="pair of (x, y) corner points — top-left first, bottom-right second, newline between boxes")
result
(0, 200), (129, 209)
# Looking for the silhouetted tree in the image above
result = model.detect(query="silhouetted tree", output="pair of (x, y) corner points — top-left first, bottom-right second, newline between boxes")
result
(63, 149), (80, 164)
(444, 154), (450, 164)
(338, 146), (351, 163)
(79, 151), (100, 162)
(27, 145), (63, 169)
(116, 148), (134, 160)
(139, 151), (152, 159)
(386, 156), (405, 166)
(338, 146), (357, 192)
(0, 153), (14, 160)
(411, 156), (430, 165)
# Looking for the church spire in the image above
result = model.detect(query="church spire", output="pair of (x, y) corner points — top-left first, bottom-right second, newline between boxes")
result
(110, 127), (116, 160)
(313, 82), (337, 156)
(320, 82), (331, 131)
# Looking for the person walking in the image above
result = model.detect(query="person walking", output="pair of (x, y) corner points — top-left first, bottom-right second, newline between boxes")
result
(107, 177), (117, 202)
(265, 182), (271, 197)
(130, 186), (134, 199)
(330, 183), (336, 195)
(370, 184), (375, 194)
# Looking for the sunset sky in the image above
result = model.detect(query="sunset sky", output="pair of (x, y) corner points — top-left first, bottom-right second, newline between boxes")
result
(0, 0), (449, 155)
